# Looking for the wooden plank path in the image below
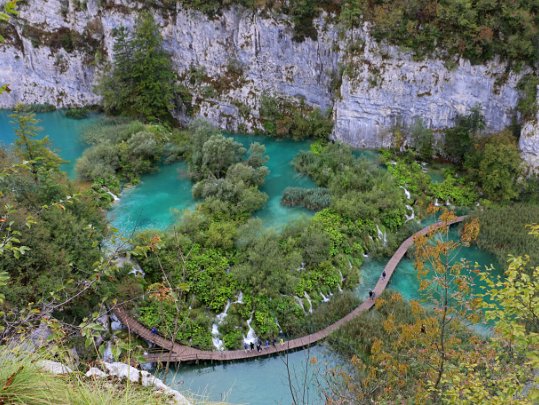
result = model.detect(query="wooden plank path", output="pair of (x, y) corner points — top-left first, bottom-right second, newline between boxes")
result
(113, 216), (466, 364)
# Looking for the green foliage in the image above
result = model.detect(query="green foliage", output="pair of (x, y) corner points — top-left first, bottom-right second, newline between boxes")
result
(281, 186), (331, 210)
(76, 119), (175, 184)
(98, 12), (178, 122)
(517, 74), (539, 121)
(259, 95), (333, 140)
(341, 0), (539, 65)
(465, 130), (524, 202)
(64, 108), (90, 120)
(473, 204), (539, 267)
(294, 143), (406, 239)
(410, 118), (433, 161)
(444, 107), (485, 164)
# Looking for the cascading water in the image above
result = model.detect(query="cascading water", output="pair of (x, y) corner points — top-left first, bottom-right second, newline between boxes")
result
(243, 317), (257, 345)
(211, 300), (231, 351)
(304, 292), (313, 314)
(320, 292), (330, 303)
(103, 187), (120, 203)
(294, 296), (306, 312)
(376, 224), (388, 247)
(401, 186), (411, 200)
(405, 205), (415, 222)
(234, 291), (244, 304)
(338, 270), (345, 292)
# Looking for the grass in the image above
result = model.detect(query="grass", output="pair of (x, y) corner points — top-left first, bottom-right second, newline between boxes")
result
(0, 346), (193, 405)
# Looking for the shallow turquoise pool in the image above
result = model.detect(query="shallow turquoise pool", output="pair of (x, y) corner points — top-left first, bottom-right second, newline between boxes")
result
(0, 110), (101, 178)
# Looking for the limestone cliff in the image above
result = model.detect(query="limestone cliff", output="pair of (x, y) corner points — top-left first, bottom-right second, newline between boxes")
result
(0, 0), (535, 160)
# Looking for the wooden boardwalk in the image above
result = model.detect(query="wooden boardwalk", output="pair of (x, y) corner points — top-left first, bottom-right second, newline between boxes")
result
(113, 216), (466, 364)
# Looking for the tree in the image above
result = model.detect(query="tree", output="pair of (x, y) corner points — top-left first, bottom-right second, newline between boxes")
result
(465, 130), (524, 201)
(411, 118), (434, 161)
(444, 107), (485, 164)
(10, 107), (63, 183)
(98, 12), (177, 122)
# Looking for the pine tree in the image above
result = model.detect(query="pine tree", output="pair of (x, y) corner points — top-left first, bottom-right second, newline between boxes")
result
(98, 12), (177, 123)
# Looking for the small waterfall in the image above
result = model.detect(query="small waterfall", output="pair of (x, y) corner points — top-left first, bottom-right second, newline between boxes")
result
(405, 205), (415, 222)
(363, 253), (369, 258)
(376, 224), (388, 247)
(338, 270), (345, 292)
(211, 324), (224, 351)
(304, 292), (313, 314)
(211, 300), (231, 351)
(400, 186), (411, 200)
(294, 296), (306, 312)
(102, 187), (120, 203)
(434, 198), (441, 207)
(275, 318), (283, 334)
(320, 292), (330, 303)
(242, 317), (257, 345)
(234, 291), (244, 304)
(297, 262), (306, 272)
(389, 160), (397, 165)
(445, 199), (451, 206)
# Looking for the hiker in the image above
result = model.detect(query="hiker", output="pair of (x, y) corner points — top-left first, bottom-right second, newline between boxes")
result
(368, 290), (373, 299)
(265, 340), (270, 349)
(256, 342), (261, 352)
(250, 342), (255, 351)
(151, 327), (158, 335)
(382, 271), (386, 279)
(244, 342), (248, 352)
(421, 324), (426, 334)
(279, 338), (284, 346)
(272, 338), (277, 347)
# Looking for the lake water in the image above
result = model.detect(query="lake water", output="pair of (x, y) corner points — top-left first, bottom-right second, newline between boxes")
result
(0, 111), (501, 404)
(0, 110), (101, 178)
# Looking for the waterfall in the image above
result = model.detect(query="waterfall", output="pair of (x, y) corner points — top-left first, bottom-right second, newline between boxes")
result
(216, 300), (231, 323)
(294, 296), (306, 312)
(363, 253), (369, 258)
(376, 224), (388, 247)
(234, 291), (244, 304)
(338, 270), (345, 292)
(211, 324), (224, 351)
(304, 292), (313, 314)
(211, 300), (231, 351)
(102, 187), (120, 203)
(434, 198), (441, 207)
(405, 204), (415, 222)
(242, 317), (257, 345)
(320, 292), (330, 303)
(445, 199), (451, 206)
(400, 186), (411, 200)
(275, 318), (283, 334)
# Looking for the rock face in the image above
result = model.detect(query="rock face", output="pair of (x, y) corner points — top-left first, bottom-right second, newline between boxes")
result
(519, 89), (539, 172)
(0, 0), (533, 150)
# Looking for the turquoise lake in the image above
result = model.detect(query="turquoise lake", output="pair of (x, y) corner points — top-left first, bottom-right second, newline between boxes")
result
(0, 111), (502, 404)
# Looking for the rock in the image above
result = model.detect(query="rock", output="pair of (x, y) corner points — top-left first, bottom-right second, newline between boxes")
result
(0, 1), (534, 154)
(85, 367), (108, 378)
(38, 360), (73, 375)
(103, 362), (191, 404)
(519, 89), (539, 173)
(103, 361), (140, 383)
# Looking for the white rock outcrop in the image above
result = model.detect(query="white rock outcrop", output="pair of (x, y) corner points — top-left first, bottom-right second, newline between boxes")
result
(38, 360), (73, 375)
(103, 362), (191, 405)
(0, 0), (534, 150)
(519, 88), (539, 172)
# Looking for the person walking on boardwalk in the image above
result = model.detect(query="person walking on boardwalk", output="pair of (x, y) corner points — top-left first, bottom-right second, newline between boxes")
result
(244, 342), (248, 352)
(151, 327), (158, 335)
(369, 290), (375, 300)
(265, 340), (270, 349)
(279, 337), (284, 346)
(382, 271), (386, 279)
(250, 342), (255, 351)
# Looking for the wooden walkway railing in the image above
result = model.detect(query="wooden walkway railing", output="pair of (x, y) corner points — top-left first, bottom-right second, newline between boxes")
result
(113, 216), (466, 363)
